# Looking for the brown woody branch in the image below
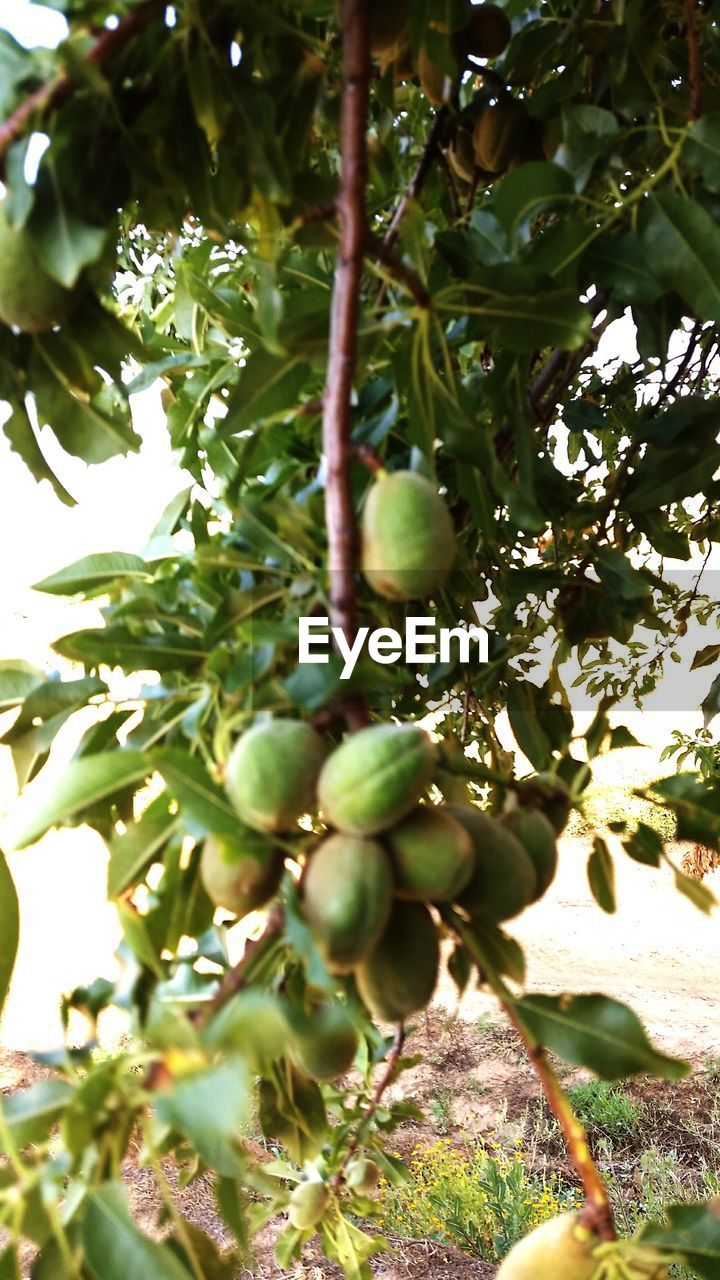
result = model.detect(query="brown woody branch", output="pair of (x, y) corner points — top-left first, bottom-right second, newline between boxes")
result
(684, 0), (703, 121)
(196, 905), (285, 1024)
(366, 232), (430, 308)
(322, 0), (372, 732)
(0, 1), (164, 180)
(384, 106), (451, 251)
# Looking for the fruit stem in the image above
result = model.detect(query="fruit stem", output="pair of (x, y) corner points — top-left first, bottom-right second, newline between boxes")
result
(446, 912), (617, 1243)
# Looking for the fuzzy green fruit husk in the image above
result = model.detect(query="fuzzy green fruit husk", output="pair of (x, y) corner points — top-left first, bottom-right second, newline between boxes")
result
(346, 1157), (381, 1194)
(0, 202), (80, 333)
(496, 1213), (598, 1279)
(369, 0), (411, 52)
(362, 470), (457, 601)
(204, 989), (289, 1071)
(473, 97), (528, 173)
(526, 772), (573, 834)
(355, 900), (439, 1022)
(319, 722), (437, 836)
(418, 46), (460, 106)
(225, 718), (325, 833)
(200, 832), (283, 916)
(290, 1002), (359, 1080)
(387, 805), (474, 903)
(447, 805), (537, 922)
(302, 833), (393, 972)
(500, 807), (558, 902)
(288, 1180), (330, 1231)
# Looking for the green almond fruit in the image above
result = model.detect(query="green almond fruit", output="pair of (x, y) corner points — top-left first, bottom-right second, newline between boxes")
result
(387, 805), (474, 903)
(288, 1180), (330, 1231)
(290, 1002), (359, 1080)
(473, 96), (528, 173)
(225, 718), (325, 833)
(362, 470), (457, 601)
(522, 772), (572, 834)
(355, 900), (439, 1023)
(447, 805), (537, 922)
(500, 807), (558, 902)
(496, 1213), (600, 1279)
(346, 1156), (381, 1194)
(302, 833), (393, 972)
(200, 832), (284, 917)
(0, 201), (81, 333)
(318, 722), (437, 836)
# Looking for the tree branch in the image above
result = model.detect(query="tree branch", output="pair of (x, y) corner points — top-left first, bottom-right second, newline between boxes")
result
(684, 0), (703, 121)
(383, 106), (450, 251)
(445, 911), (616, 1242)
(322, 0), (372, 732)
(366, 232), (430, 308)
(0, 1), (165, 180)
(331, 1023), (406, 1189)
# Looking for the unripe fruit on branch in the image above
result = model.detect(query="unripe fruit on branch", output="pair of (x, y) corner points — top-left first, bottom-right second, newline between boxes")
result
(346, 1157), (382, 1194)
(523, 772), (572, 834)
(461, 3), (512, 59)
(447, 805), (537, 922)
(302, 834), (393, 972)
(355, 900), (439, 1022)
(290, 1002), (359, 1080)
(288, 1180), (330, 1231)
(225, 718), (325, 833)
(418, 45), (462, 106)
(496, 1213), (598, 1279)
(0, 202), (81, 333)
(473, 97), (529, 173)
(387, 805), (474, 902)
(200, 832), (284, 916)
(318, 723), (437, 836)
(500, 807), (558, 902)
(361, 470), (457, 601)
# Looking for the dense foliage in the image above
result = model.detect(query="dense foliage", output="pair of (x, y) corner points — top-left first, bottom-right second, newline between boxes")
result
(1, 1), (720, 1276)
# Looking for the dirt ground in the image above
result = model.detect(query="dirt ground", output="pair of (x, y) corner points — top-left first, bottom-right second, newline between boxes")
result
(2, 832), (719, 1277)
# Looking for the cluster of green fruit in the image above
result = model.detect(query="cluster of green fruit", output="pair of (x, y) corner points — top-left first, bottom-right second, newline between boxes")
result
(202, 714), (561, 1027)
(367, 0), (511, 103)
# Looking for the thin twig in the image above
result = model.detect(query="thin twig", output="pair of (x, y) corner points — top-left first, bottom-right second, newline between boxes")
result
(684, 0), (703, 121)
(322, 0), (372, 732)
(197, 905), (285, 1024)
(331, 1023), (406, 1189)
(366, 231), (430, 308)
(353, 442), (384, 473)
(0, 1), (165, 178)
(435, 146), (462, 221)
(384, 107), (450, 252)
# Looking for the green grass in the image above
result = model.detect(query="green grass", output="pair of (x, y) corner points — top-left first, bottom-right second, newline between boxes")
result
(568, 1080), (642, 1141)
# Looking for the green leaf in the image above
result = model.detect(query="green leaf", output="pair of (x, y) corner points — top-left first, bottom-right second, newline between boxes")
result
(513, 993), (689, 1080)
(108, 798), (179, 898)
(155, 1061), (249, 1177)
(0, 851), (19, 1019)
(494, 162), (574, 233)
(684, 113), (720, 192)
(222, 351), (310, 434)
(670, 861), (716, 915)
(703, 673), (720, 730)
(29, 160), (108, 288)
(1, 1079), (74, 1148)
(506, 681), (552, 770)
(11, 751), (149, 849)
(152, 748), (249, 839)
(640, 191), (720, 323)
(31, 337), (141, 466)
(692, 644), (720, 672)
(0, 660), (43, 708)
(641, 1200), (720, 1278)
(1, 398), (76, 506)
(587, 836), (616, 914)
(81, 1184), (194, 1280)
(52, 627), (207, 673)
(623, 823), (663, 867)
(33, 552), (149, 596)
